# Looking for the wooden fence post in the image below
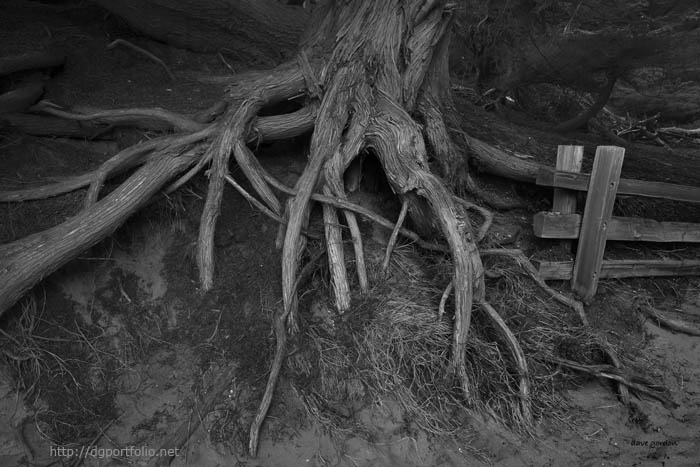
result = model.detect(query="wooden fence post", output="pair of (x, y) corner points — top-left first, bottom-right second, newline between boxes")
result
(571, 146), (625, 302)
(552, 145), (584, 253)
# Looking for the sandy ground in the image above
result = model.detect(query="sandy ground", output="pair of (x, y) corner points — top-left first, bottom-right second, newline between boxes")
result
(2, 214), (699, 467)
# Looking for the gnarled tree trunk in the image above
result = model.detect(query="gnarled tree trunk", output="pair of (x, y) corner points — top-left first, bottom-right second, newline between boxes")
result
(1, 0), (488, 456)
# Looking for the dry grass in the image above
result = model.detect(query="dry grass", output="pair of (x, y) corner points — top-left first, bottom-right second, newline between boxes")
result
(289, 239), (637, 446)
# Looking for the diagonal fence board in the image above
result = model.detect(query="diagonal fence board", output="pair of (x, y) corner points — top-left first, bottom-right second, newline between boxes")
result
(571, 146), (625, 303)
(538, 259), (700, 280)
(533, 212), (700, 243)
(537, 168), (700, 204)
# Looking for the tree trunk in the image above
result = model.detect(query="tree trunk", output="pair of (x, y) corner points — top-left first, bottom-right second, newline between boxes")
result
(0, 0), (489, 455)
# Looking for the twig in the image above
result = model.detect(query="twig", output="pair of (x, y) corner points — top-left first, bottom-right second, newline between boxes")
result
(205, 308), (224, 343)
(438, 281), (453, 320)
(70, 418), (117, 467)
(107, 39), (175, 81)
(217, 52), (235, 74)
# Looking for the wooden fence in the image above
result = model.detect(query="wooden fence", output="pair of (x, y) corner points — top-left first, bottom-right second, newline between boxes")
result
(534, 145), (700, 303)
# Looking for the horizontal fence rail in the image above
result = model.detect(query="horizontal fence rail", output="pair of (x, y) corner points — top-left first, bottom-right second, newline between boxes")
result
(538, 259), (700, 280)
(534, 212), (700, 243)
(537, 168), (700, 204)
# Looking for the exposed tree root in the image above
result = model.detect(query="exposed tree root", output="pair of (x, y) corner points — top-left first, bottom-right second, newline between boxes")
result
(344, 208), (369, 292)
(224, 174), (321, 241)
(479, 300), (532, 423)
(0, 128), (214, 203)
(637, 304), (700, 337)
(263, 172), (449, 252)
(0, 107), (313, 203)
(478, 249), (637, 404)
(32, 100), (204, 132)
(382, 199), (409, 275)
(0, 146), (204, 313)
(248, 245), (323, 457)
(542, 356), (677, 409)
(480, 249), (589, 326)
(0, 112), (105, 138)
(451, 194), (493, 243)
(1, 0), (659, 458)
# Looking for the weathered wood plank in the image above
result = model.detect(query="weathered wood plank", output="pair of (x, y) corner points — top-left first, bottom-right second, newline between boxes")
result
(552, 145), (583, 252)
(533, 212), (700, 243)
(537, 168), (700, 204)
(539, 259), (700, 280)
(571, 146), (625, 302)
(552, 146), (584, 213)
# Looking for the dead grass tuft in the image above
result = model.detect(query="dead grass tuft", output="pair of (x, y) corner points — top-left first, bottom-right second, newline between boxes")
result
(291, 240), (637, 444)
